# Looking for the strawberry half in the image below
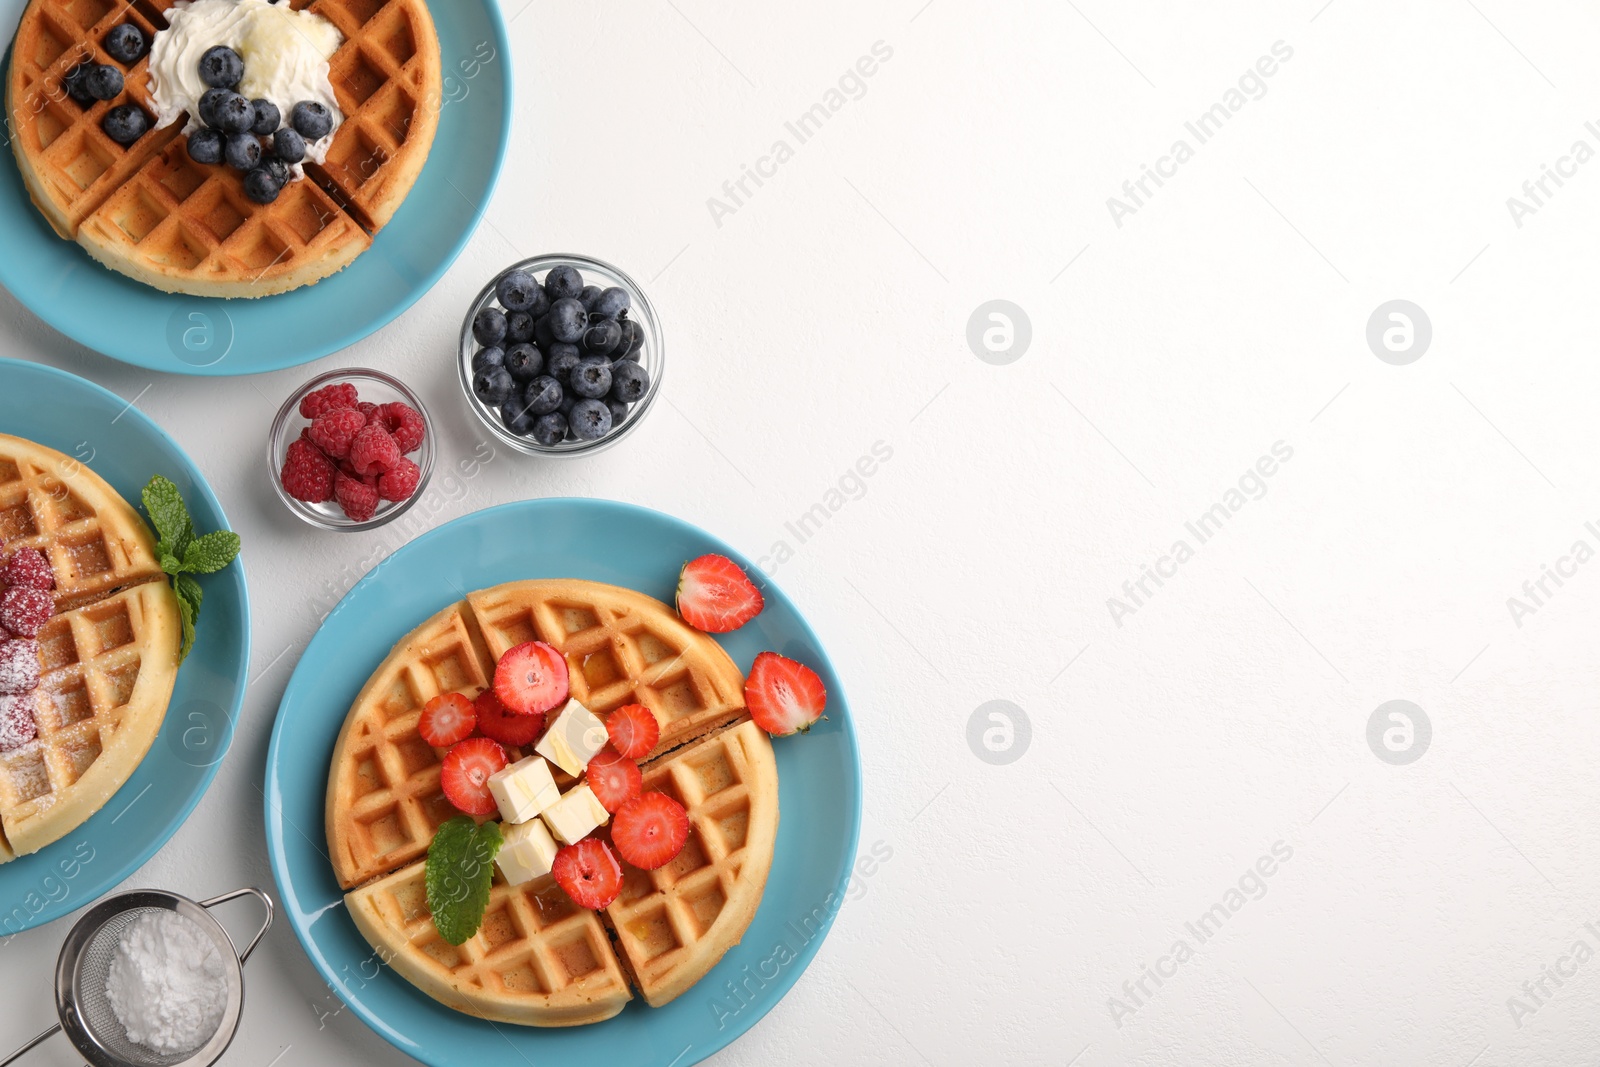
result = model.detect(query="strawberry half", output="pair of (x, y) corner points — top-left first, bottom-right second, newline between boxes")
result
(676, 554), (764, 633)
(440, 737), (508, 816)
(418, 692), (476, 748)
(586, 748), (642, 813)
(605, 703), (660, 760)
(494, 641), (569, 716)
(612, 792), (690, 870)
(475, 688), (545, 747)
(744, 651), (827, 736)
(552, 838), (623, 910)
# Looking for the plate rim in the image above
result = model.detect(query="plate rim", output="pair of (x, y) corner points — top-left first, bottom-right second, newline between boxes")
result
(0, 0), (514, 376)
(0, 356), (252, 930)
(263, 496), (863, 1067)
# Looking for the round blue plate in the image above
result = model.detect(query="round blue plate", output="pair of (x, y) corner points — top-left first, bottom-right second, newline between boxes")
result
(265, 499), (861, 1067)
(0, 0), (511, 376)
(0, 358), (250, 933)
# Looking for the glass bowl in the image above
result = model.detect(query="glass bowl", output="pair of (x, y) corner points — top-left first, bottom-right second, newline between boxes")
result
(267, 368), (435, 532)
(457, 253), (665, 457)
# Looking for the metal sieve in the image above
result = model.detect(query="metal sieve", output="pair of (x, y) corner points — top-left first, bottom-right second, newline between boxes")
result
(0, 888), (273, 1067)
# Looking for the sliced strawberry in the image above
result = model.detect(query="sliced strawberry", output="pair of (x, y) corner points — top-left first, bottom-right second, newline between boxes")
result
(418, 692), (476, 748)
(552, 838), (623, 909)
(745, 651), (827, 736)
(474, 688), (545, 747)
(586, 748), (642, 813)
(612, 792), (690, 870)
(494, 641), (570, 716)
(439, 737), (507, 816)
(676, 554), (764, 633)
(605, 703), (660, 760)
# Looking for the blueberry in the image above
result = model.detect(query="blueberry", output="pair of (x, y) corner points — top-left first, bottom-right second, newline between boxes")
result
(501, 399), (537, 436)
(496, 269), (539, 312)
(578, 285), (602, 311)
(198, 46), (243, 89)
(243, 167), (281, 204)
(530, 413), (567, 446)
(531, 314), (556, 349)
(212, 92), (256, 134)
(506, 311), (535, 344)
(558, 393), (577, 417)
(607, 400), (629, 426)
(568, 399), (613, 440)
(473, 366), (515, 406)
(570, 358), (612, 399)
(546, 345), (580, 383)
(609, 360), (649, 404)
(291, 101), (333, 140)
(547, 298), (587, 343)
(471, 346), (505, 372)
(84, 64), (123, 101)
(249, 99), (280, 136)
(63, 64), (95, 104)
(593, 286), (631, 320)
(504, 343), (543, 381)
(198, 87), (229, 127)
(100, 104), (148, 145)
(103, 24), (147, 65)
(261, 156), (291, 186)
(615, 318), (645, 361)
(473, 307), (508, 346)
(272, 127), (306, 165)
(224, 132), (261, 170)
(186, 127), (224, 165)
(581, 319), (621, 357)
(526, 287), (551, 318)
(525, 376), (563, 415)
(543, 264), (583, 300)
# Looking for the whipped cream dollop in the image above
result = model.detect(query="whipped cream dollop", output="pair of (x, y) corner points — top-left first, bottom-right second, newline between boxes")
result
(148, 0), (345, 163)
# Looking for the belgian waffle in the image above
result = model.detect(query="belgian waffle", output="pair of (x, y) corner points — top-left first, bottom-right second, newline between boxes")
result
(0, 435), (181, 861)
(327, 580), (780, 1025)
(7, 0), (441, 297)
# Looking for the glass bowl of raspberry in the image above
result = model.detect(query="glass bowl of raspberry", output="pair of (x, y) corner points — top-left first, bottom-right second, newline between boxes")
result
(458, 253), (664, 457)
(268, 368), (435, 532)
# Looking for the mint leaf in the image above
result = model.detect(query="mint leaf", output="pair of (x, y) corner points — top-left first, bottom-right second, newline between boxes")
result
(174, 584), (197, 663)
(426, 817), (503, 946)
(176, 573), (204, 616)
(181, 531), (241, 574)
(160, 553), (183, 576)
(142, 476), (192, 557)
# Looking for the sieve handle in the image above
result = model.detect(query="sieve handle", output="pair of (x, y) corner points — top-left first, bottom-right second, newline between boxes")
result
(198, 887), (275, 964)
(0, 1023), (61, 1067)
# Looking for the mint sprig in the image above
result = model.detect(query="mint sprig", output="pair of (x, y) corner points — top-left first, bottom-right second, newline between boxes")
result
(141, 475), (241, 663)
(426, 817), (503, 946)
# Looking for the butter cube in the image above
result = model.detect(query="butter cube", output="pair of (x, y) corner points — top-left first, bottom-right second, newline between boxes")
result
(495, 818), (560, 886)
(542, 783), (609, 845)
(534, 699), (609, 777)
(488, 755), (560, 825)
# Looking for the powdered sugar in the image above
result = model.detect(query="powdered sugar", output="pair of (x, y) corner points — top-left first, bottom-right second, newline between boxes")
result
(106, 910), (227, 1055)
(0, 693), (36, 751)
(0, 586), (51, 637)
(0, 639), (40, 695)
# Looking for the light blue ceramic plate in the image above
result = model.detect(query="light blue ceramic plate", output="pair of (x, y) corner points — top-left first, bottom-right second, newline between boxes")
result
(264, 499), (862, 1067)
(0, 0), (510, 376)
(0, 358), (250, 933)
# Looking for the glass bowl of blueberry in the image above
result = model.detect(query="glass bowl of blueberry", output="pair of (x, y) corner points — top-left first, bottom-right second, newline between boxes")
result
(268, 368), (435, 532)
(459, 255), (663, 457)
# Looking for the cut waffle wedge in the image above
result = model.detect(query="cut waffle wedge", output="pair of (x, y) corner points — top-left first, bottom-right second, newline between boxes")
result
(6, 0), (441, 297)
(0, 435), (182, 862)
(329, 581), (780, 1025)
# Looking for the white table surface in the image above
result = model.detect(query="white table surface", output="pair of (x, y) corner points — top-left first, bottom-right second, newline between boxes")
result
(6, 0), (1600, 1064)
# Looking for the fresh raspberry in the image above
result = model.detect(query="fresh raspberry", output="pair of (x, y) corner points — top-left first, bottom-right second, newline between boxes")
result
(2, 548), (54, 591)
(280, 438), (336, 504)
(334, 471), (380, 522)
(357, 401), (378, 419)
(0, 639), (40, 694)
(375, 402), (426, 454)
(0, 588), (52, 637)
(347, 424), (400, 477)
(307, 407), (367, 460)
(377, 457), (420, 502)
(0, 693), (36, 751)
(299, 382), (360, 419)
